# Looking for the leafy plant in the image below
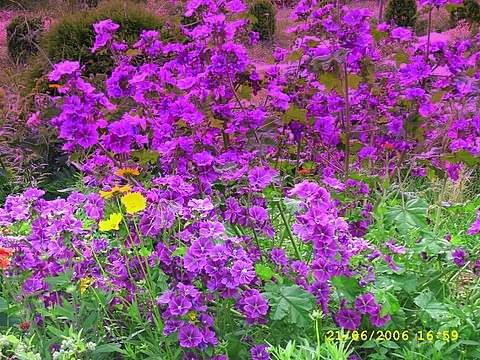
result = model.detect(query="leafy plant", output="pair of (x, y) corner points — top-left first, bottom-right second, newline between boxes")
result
(385, 0), (417, 27)
(249, 0), (276, 41)
(6, 16), (44, 64)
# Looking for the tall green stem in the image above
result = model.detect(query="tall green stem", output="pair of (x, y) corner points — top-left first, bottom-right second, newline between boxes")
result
(277, 202), (302, 261)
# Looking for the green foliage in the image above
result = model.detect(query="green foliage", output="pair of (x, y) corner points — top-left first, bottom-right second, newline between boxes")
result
(249, 0), (276, 41)
(449, 0), (480, 26)
(386, 198), (428, 234)
(6, 16), (44, 64)
(385, 0), (417, 28)
(43, 0), (178, 77)
(263, 284), (316, 327)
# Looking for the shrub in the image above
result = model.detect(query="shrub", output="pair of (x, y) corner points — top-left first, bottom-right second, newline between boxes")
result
(6, 16), (43, 64)
(249, 0), (276, 41)
(385, 0), (417, 28)
(450, 0), (480, 26)
(43, 0), (180, 77)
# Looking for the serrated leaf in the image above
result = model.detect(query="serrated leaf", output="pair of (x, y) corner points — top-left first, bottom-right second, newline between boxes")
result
(238, 85), (252, 100)
(331, 276), (362, 302)
(263, 284), (315, 327)
(414, 290), (451, 321)
(255, 264), (274, 281)
(348, 74), (362, 89)
(386, 198), (428, 233)
(394, 51), (409, 66)
(318, 72), (342, 93)
(172, 246), (186, 257)
(131, 149), (159, 166)
(287, 49), (304, 62)
(283, 105), (307, 124)
(376, 291), (400, 316)
(45, 270), (73, 290)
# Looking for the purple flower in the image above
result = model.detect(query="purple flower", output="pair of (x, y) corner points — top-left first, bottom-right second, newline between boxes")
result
(250, 344), (270, 360)
(451, 248), (467, 267)
(192, 151), (214, 167)
(335, 307), (361, 330)
(468, 211), (480, 235)
(270, 248), (288, 267)
(354, 293), (379, 316)
(49, 61), (80, 81)
(248, 166), (278, 191)
(231, 260), (256, 285)
(169, 296), (193, 316)
(178, 324), (203, 348)
(241, 291), (269, 320)
(92, 19), (120, 53)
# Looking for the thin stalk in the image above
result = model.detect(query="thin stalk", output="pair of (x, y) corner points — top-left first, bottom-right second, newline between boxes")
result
(343, 62), (351, 179)
(276, 202), (302, 261)
(426, 8), (433, 61)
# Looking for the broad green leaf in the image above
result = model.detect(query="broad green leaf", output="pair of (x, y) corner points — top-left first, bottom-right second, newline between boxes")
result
(0, 298), (7, 313)
(386, 198), (428, 233)
(376, 291), (400, 317)
(318, 72), (342, 93)
(238, 85), (252, 100)
(331, 276), (362, 302)
(414, 290), (451, 322)
(394, 51), (410, 66)
(443, 151), (480, 167)
(45, 270), (73, 290)
(287, 49), (304, 62)
(131, 149), (159, 166)
(263, 284), (316, 327)
(283, 105), (307, 125)
(348, 74), (362, 89)
(255, 264), (274, 281)
(172, 246), (186, 257)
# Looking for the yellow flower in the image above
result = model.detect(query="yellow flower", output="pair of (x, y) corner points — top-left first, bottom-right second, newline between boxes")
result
(79, 277), (94, 295)
(187, 311), (197, 322)
(121, 192), (147, 214)
(115, 167), (140, 177)
(99, 185), (132, 199)
(98, 212), (123, 232)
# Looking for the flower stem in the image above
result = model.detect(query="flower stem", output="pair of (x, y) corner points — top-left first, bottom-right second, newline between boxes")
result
(277, 202), (302, 261)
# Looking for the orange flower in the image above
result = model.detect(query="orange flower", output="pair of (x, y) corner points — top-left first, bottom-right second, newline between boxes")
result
(99, 184), (132, 199)
(0, 247), (14, 270)
(115, 167), (140, 177)
(298, 168), (311, 176)
(383, 142), (395, 151)
(48, 84), (62, 89)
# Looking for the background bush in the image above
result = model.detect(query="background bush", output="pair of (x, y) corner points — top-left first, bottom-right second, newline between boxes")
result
(7, 16), (44, 64)
(449, 0), (480, 26)
(385, 0), (417, 28)
(43, 0), (179, 77)
(249, 0), (276, 41)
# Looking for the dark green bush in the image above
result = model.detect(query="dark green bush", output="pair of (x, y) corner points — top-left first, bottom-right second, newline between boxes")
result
(249, 0), (276, 41)
(43, 0), (180, 76)
(385, 0), (417, 28)
(449, 0), (480, 26)
(7, 16), (44, 64)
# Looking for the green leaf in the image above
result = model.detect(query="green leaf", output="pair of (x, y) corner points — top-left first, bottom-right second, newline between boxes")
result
(139, 247), (152, 257)
(131, 149), (159, 166)
(45, 270), (73, 290)
(287, 49), (304, 62)
(443, 150), (480, 167)
(414, 290), (451, 322)
(94, 343), (126, 355)
(263, 284), (316, 327)
(255, 264), (274, 281)
(431, 91), (445, 103)
(376, 291), (400, 317)
(0, 298), (8, 313)
(283, 105), (307, 125)
(394, 51), (410, 65)
(318, 72), (342, 93)
(172, 246), (186, 257)
(386, 198), (428, 233)
(348, 74), (362, 89)
(331, 276), (362, 302)
(238, 85), (252, 100)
